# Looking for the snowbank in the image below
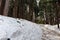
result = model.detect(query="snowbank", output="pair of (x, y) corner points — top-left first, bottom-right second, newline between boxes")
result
(39, 24), (60, 40)
(0, 15), (42, 40)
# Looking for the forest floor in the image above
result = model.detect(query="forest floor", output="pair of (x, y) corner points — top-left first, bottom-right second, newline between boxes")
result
(39, 24), (60, 40)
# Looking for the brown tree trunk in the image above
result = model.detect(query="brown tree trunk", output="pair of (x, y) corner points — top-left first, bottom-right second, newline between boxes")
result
(18, 0), (25, 18)
(3, 0), (10, 16)
(0, 0), (6, 15)
(13, 0), (18, 18)
(56, 2), (60, 28)
(29, 4), (33, 21)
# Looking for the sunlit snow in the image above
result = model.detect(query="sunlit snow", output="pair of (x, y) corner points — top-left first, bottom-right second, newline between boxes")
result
(0, 15), (42, 40)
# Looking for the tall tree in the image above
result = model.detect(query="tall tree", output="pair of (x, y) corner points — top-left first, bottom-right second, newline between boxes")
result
(8, 0), (14, 17)
(3, 0), (10, 16)
(0, 0), (6, 15)
(13, 0), (18, 18)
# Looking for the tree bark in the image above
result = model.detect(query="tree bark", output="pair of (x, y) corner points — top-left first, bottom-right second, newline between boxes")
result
(0, 0), (6, 15)
(3, 0), (10, 16)
(13, 0), (18, 18)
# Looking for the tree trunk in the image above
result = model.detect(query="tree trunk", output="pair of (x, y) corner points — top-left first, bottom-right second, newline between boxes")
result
(56, 2), (60, 28)
(13, 0), (18, 18)
(0, 0), (6, 15)
(3, 0), (10, 16)
(18, 0), (25, 18)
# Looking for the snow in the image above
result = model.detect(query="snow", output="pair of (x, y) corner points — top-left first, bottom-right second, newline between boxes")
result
(0, 15), (42, 40)
(39, 24), (60, 40)
(1, 15), (60, 40)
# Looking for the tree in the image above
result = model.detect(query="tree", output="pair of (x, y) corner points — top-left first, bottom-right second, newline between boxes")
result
(3, 0), (10, 16)
(0, 0), (6, 15)
(33, 0), (39, 18)
(13, 0), (18, 18)
(8, 0), (14, 17)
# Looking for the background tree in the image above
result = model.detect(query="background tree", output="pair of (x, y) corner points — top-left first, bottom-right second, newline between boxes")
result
(0, 0), (6, 15)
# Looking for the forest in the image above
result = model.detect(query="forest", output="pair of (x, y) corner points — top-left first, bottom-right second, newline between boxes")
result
(0, 0), (60, 40)
(0, 0), (60, 28)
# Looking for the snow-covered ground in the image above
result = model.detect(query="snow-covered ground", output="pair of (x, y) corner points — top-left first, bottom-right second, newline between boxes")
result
(0, 15), (60, 40)
(39, 24), (60, 40)
(0, 15), (42, 40)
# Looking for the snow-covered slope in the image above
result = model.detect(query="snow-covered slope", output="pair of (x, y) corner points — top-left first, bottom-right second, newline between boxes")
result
(39, 24), (60, 40)
(0, 15), (42, 40)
